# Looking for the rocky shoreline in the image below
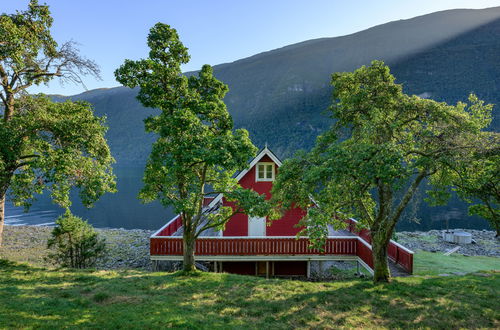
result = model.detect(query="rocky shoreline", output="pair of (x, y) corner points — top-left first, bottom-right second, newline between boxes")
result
(1, 226), (498, 271)
(396, 229), (499, 257)
(0, 225), (154, 270)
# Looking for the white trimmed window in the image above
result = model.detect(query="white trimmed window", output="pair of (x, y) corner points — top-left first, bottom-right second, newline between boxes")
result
(256, 162), (275, 181)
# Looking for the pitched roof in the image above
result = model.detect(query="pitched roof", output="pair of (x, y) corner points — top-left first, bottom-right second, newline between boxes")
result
(207, 146), (282, 208)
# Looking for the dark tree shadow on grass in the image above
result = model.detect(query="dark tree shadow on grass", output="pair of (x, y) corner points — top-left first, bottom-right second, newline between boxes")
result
(0, 260), (498, 328)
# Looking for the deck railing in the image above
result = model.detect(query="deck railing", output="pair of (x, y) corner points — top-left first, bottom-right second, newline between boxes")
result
(356, 238), (374, 269)
(346, 218), (413, 274)
(150, 237), (358, 257)
(150, 218), (414, 274)
(387, 241), (414, 274)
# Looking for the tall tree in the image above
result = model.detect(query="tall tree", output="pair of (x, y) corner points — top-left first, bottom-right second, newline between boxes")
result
(0, 1), (115, 246)
(271, 61), (496, 282)
(115, 23), (269, 272)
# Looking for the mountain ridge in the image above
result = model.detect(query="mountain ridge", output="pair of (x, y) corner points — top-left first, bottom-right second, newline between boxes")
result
(57, 6), (500, 164)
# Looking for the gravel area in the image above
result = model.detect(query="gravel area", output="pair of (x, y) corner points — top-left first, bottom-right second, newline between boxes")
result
(396, 229), (499, 257)
(0, 225), (154, 270)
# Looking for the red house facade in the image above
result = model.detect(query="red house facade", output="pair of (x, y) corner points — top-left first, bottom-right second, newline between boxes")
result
(150, 147), (414, 277)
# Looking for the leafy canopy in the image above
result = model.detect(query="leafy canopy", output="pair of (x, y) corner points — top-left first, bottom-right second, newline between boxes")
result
(272, 61), (496, 246)
(0, 0), (113, 210)
(115, 23), (268, 237)
(429, 142), (499, 234)
(1, 95), (116, 209)
(0, 1), (115, 248)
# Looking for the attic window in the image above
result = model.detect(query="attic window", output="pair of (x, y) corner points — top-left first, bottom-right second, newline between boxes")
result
(256, 162), (274, 181)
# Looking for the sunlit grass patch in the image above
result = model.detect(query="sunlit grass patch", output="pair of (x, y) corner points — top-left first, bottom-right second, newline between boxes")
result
(414, 250), (500, 275)
(0, 259), (498, 328)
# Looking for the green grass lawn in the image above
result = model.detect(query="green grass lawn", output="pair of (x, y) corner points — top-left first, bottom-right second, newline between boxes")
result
(1, 259), (499, 329)
(414, 250), (500, 275)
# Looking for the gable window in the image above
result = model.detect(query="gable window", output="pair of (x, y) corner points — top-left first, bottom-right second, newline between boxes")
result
(256, 162), (275, 181)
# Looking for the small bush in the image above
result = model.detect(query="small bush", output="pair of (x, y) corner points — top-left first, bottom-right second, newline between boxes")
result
(47, 211), (106, 269)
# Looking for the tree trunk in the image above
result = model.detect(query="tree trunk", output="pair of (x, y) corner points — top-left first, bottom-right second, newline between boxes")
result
(0, 192), (5, 247)
(183, 236), (196, 272)
(371, 231), (391, 283)
(4, 94), (14, 122)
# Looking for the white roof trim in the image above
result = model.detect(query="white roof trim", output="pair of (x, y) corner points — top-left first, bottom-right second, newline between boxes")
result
(150, 214), (180, 238)
(207, 146), (282, 208)
(235, 146), (282, 182)
(207, 193), (224, 208)
(389, 240), (415, 254)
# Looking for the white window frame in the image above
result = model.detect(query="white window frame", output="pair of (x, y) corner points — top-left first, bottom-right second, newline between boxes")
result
(256, 162), (275, 182)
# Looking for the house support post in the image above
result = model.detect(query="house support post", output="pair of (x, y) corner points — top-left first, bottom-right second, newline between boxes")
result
(307, 261), (310, 278)
(266, 261), (269, 279)
(356, 260), (360, 275)
(214, 261), (218, 273)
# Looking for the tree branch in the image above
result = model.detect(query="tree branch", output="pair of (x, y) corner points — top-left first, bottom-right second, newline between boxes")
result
(357, 198), (374, 225)
(15, 160), (35, 169)
(195, 205), (243, 237)
(389, 169), (428, 225)
(18, 154), (40, 160)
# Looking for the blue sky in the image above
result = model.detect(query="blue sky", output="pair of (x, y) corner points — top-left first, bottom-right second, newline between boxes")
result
(4, 0), (500, 95)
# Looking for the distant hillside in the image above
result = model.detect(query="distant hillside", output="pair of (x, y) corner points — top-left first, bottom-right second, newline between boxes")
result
(62, 6), (500, 166)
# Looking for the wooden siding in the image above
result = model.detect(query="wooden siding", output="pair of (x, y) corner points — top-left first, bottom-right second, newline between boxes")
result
(222, 201), (248, 236)
(267, 207), (306, 236)
(152, 217), (414, 275)
(222, 154), (305, 237)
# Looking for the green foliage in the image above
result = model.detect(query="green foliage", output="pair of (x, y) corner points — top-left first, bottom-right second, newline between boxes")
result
(429, 146), (500, 235)
(0, 1), (57, 85)
(0, 1), (112, 246)
(115, 23), (270, 269)
(1, 95), (116, 210)
(272, 61), (496, 281)
(47, 211), (106, 268)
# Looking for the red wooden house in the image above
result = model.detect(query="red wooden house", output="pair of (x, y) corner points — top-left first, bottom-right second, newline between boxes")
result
(150, 147), (414, 277)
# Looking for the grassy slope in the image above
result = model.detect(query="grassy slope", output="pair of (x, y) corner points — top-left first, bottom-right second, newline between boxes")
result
(0, 260), (499, 329)
(414, 251), (500, 275)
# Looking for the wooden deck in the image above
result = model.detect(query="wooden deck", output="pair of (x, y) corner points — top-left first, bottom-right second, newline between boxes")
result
(150, 217), (414, 275)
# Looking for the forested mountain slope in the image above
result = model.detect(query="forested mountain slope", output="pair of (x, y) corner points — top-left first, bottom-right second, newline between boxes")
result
(60, 6), (500, 165)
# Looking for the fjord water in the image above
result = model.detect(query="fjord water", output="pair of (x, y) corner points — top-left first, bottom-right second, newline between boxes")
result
(5, 167), (176, 230)
(4, 167), (490, 231)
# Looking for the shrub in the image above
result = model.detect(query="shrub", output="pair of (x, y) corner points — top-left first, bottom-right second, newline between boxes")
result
(47, 211), (106, 268)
